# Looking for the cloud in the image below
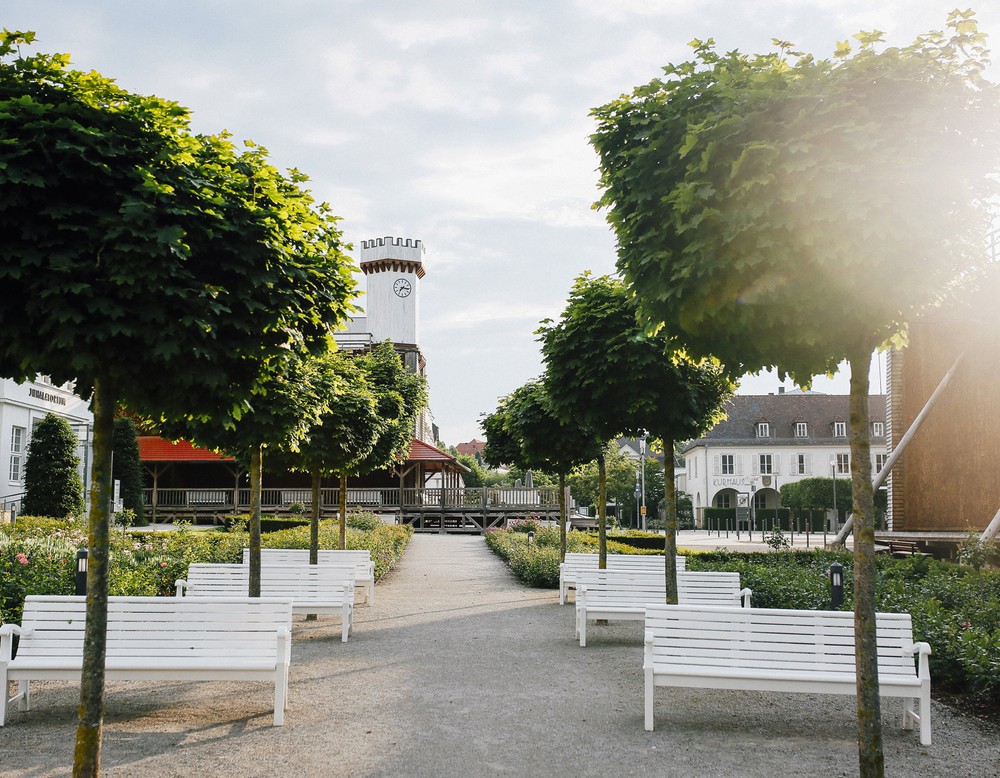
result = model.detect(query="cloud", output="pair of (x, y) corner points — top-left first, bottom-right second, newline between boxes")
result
(424, 300), (559, 332)
(300, 128), (355, 146)
(411, 125), (608, 228)
(573, 0), (718, 22)
(371, 16), (493, 49)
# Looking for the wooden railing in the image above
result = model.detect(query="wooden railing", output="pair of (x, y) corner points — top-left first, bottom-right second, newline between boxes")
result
(143, 486), (561, 514)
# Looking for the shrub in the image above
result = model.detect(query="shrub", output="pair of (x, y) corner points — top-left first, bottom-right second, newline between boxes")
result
(112, 417), (145, 525)
(21, 414), (84, 519)
(346, 512), (383, 532)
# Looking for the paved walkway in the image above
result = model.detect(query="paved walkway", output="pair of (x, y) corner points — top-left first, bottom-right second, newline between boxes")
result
(3, 535), (998, 777)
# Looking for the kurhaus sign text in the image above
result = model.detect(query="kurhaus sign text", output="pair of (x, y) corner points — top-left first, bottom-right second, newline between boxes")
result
(29, 387), (67, 406)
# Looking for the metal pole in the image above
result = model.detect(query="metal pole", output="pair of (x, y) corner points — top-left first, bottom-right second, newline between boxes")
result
(640, 436), (647, 532)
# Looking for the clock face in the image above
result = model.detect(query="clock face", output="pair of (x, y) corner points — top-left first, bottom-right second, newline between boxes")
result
(393, 278), (412, 298)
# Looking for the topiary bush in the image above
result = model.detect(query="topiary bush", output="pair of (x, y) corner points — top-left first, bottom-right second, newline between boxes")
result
(21, 414), (85, 519)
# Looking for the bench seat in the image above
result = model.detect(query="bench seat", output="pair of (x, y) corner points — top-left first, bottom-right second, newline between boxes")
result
(177, 562), (355, 642)
(244, 548), (376, 605)
(559, 553), (686, 604)
(575, 570), (750, 646)
(644, 604), (931, 745)
(1, 595), (293, 726)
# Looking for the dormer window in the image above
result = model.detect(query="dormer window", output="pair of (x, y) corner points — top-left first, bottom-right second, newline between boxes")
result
(834, 421), (847, 437)
(757, 422), (770, 438)
(794, 422), (808, 438)
(872, 422), (884, 437)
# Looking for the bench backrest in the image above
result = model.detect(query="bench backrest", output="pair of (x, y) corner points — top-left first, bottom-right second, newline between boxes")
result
(645, 604), (918, 676)
(13, 595), (292, 662)
(577, 570), (745, 605)
(243, 548), (373, 575)
(183, 563), (354, 602)
(563, 553), (686, 572)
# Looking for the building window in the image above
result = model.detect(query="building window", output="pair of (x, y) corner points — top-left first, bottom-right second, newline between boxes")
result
(872, 422), (884, 437)
(721, 454), (734, 475)
(795, 454), (807, 475)
(875, 453), (888, 472)
(715, 492), (732, 508)
(691, 457), (697, 478)
(834, 421), (847, 437)
(9, 425), (25, 482)
(794, 422), (808, 438)
(759, 454), (773, 474)
(757, 422), (769, 438)
(836, 453), (850, 474)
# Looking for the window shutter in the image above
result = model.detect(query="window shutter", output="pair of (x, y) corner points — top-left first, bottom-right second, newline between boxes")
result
(773, 455), (781, 475)
(805, 454), (811, 475)
(751, 455), (759, 475)
(736, 455), (744, 475)
(713, 454), (720, 475)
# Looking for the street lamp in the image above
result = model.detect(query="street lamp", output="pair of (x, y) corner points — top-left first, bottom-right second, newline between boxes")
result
(639, 436), (647, 531)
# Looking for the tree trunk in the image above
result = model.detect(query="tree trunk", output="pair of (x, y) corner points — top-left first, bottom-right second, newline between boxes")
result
(597, 452), (607, 569)
(248, 443), (262, 598)
(310, 469), (321, 565)
(849, 349), (884, 778)
(339, 473), (348, 550)
(73, 374), (115, 777)
(661, 436), (678, 604)
(558, 472), (567, 563)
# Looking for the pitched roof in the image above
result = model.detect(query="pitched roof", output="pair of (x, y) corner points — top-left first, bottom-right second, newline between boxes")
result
(408, 439), (471, 472)
(684, 394), (886, 450)
(455, 439), (486, 456)
(138, 436), (234, 462)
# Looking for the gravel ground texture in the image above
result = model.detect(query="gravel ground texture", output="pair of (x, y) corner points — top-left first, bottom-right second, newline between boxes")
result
(2, 534), (998, 777)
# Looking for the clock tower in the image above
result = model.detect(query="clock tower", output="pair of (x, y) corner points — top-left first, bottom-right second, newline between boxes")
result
(359, 235), (424, 349)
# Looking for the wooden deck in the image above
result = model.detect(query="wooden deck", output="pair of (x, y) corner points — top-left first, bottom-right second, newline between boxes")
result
(142, 487), (560, 534)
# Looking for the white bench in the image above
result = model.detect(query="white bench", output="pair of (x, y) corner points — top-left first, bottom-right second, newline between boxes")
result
(576, 570), (750, 647)
(559, 553), (687, 605)
(177, 562), (355, 642)
(244, 548), (376, 605)
(1, 595), (292, 726)
(644, 604), (932, 745)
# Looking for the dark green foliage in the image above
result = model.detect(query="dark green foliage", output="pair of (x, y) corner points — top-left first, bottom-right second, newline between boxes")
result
(22, 414), (84, 519)
(456, 453), (487, 487)
(112, 417), (145, 525)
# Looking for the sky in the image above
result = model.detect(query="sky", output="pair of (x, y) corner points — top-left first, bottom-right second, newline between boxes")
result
(6, 1), (998, 444)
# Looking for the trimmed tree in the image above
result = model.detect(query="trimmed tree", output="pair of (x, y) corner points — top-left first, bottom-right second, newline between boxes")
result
(0, 32), (356, 775)
(22, 413), (85, 519)
(112, 417), (145, 525)
(591, 14), (999, 775)
(482, 379), (601, 560)
(538, 274), (732, 593)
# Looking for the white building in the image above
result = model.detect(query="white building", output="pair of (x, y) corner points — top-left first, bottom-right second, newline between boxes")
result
(682, 390), (887, 526)
(1, 375), (93, 516)
(333, 236), (435, 444)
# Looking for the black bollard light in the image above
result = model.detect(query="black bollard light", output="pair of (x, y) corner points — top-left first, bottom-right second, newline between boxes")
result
(75, 548), (89, 596)
(829, 562), (844, 609)
(527, 530), (535, 545)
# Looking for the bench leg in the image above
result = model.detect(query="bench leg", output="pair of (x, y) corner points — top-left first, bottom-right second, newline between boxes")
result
(559, 582), (566, 605)
(577, 611), (587, 647)
(919, 686), (932, 746)
(342, 605), (351, 643)
(18, 680), (29, 711)
(644, 671), (654, 731)
(273, 677), (287, 726)
(902, 697), (915, 730)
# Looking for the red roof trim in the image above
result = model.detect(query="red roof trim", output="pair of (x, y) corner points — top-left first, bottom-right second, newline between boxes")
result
(138, 436), (234, 462)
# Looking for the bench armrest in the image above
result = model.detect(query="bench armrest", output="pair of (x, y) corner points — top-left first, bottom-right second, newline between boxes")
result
(175, 579), (189, 597)
(1, 624), (31, 661)
(739, 588), (753, 608)
(904, 641), (932, 679)
(643, 631), (653, 670)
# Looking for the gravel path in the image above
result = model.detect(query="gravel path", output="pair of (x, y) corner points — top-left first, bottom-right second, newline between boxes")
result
(2, 535), (998, 777)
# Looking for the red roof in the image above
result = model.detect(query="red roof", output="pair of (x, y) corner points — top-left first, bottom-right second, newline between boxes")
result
(138, 436), (234, 462)
(455, 439), (486, 457)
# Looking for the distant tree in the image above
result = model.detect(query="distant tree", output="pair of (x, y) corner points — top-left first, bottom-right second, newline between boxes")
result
(539, 274), (732, 593)
(0, 32), (356, 771)
(482, 379), (601, 559)
(112, 417), (145, 525)
(591, 14), (1000, 773)
(22, 413), (84, 518)
(566, 445), (638, 513)
(456, 454), (488, 488)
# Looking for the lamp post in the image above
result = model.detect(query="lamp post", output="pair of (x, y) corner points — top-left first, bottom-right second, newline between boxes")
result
(639, 436), (647, 531)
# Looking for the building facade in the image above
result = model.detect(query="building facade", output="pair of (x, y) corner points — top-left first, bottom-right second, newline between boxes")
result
(683, 391), (887, 526)
(1, 375), (93, 515)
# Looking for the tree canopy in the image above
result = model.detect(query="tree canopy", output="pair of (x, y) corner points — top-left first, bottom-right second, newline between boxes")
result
(0, 31), (357, 773)
(591, 14), (1000, 775)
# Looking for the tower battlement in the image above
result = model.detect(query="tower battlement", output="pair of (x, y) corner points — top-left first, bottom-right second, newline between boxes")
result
(360, 236), (425, 264)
